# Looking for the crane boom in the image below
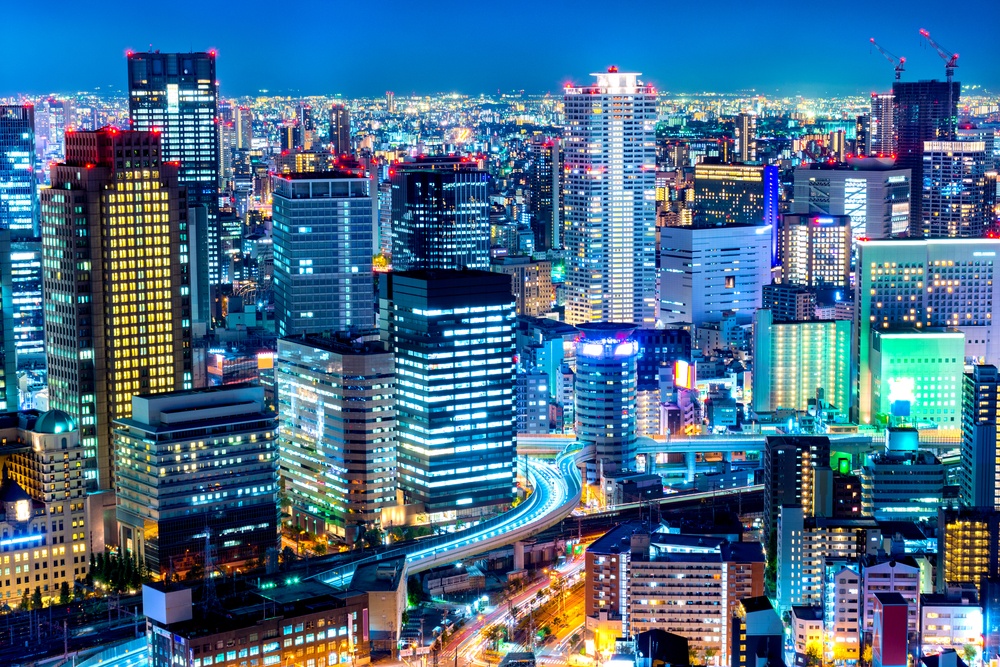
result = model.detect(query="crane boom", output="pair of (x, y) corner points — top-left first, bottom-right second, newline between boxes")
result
(918, 28), (959, 80)
(870, 38), (906, 81)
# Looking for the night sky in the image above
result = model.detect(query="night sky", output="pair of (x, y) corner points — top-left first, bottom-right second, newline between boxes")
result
(3, 0), (999, 97)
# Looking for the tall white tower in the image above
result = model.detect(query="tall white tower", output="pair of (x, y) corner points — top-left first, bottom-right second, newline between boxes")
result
(563, 67), (657, 325)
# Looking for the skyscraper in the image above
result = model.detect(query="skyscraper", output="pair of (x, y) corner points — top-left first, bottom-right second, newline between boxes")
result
(527, 137), (561, 250)
(0, 229), (16, 411)
(892, 79), (960, 233)
(869, 93), (895, 156)
(381, 270), (515, 522)
(921, 140), (993, 238)
(235, 105), (252, 150)
(390, 156), (490, 272)
(277, 333), (396, 541)
(764, 435), (831, 538)
(961, 364), (1000, 509)
(330, 103), (351, 155)
(734, 112), (757, 163)
(563, 68), (657, 326)
(272, 171), (375, 337)
(41, 129), (192, 489)
(791, 159), (912, 240)
(0, 105), (38, 240)
(779, 213), (852, 292)
(127, 51), (221, 285)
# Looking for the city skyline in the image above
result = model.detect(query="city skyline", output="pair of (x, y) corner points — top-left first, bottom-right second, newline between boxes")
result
(3, 1), (1000, 96)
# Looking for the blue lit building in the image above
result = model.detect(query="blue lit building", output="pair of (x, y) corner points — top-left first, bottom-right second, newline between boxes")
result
(575, 323), (639, 472)
(0, 105), (38, 240)
(381, 270), (515, 522)
(390, 157), (491, 272)
(272, 171), (375, 337)
(10, 241), (43, 369)
(114, 385), (279, 577)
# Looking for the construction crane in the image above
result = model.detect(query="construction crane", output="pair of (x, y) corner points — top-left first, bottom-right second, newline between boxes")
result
(870, 38), (906, 80)
(919, 29), (959, 82)
(919, 29), (959, 136)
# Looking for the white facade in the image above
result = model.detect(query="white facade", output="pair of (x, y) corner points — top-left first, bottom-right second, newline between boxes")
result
(861, 559), (920, 634)
(824, 566), (862, 661)
(855, 239), (1000, 423)
(791, 164), (911, 240)
(659, 224), (772, 326)
(920, 595), (982, 655)
(563, 69), (657, 326)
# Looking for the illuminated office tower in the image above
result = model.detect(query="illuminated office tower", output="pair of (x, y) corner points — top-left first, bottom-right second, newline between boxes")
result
(692, 162), (779, 227)
(961, 364), (1000, 508)
(869, 93), (895, 156)
(734, 112), (756, 163)
(0, 105), (38, 240)
(298, 103), (315, 150)
(752, 309), (852, 415)
(235, 105), (252, 150)
(272, 171), (375, 337)
(563, 68), (657, 326)
(127, 51), (221, 285)
(527, 137), (561, 250)
(390, 156), (490, 272)
(114, 385), (278, 576)
(779, 213), (851, 292)
(893, 79), (960, 232)
(386, 91), (395, 113)
(0, 230), (15, 410)
(330, 103), (351, 155)
(575, 323), (639, 472)
(381, 270), (515, 523)
(855, 239), (1000, 424)
(41, 129), (192, 489)
(218, 120), (233, 191)
(921, 141), (993, 238)
(277, 333), (395, 541)
(791, 159), (911, 240)
(10, 241), (44, 367)
(856, 114), (870, 154)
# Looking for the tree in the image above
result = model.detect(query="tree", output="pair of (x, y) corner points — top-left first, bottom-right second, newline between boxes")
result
(59, 581), (71, 605)
(962, 644), (978, 665)
(363, 528), (383, 549)
(31, 587), (43, 610)
(805, 640), (823, 667)
(19, 589), (29, 611)
(861, 645), (873, 667)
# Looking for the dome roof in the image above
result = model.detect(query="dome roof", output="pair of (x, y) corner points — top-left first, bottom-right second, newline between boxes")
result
(34, 410), (76, 435)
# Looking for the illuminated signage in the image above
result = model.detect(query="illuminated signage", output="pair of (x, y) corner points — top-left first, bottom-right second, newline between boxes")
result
(674, 360), (693, 389)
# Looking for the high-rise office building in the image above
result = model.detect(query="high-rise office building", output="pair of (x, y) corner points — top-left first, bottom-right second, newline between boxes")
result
(791, 159), (911, 240)
(764, 435), (831, 538)
(961, 365), (1000, 509)
(41, 129), (192, 489)
(734, 113), (757, 163)
(235, 105), (252, 150)
(779, 213), (852, 292)
(386, 91), (395, 113)
(330, 104), (351, 155)
(856, 114), (871, 155)
(692, 162), (779, 228)
(127, 51), (221, 285)
(390, 156), (490, 272)
(0, 230), (16, 411)
(575, 323), (639, 472)
(659, 223), (772, 326)
(298, 103), (315, 150)
(0, 105), (38, 240)
(277, 333), (396, 541)
(381, 270), (515, 523)
(491, 256), (554, 317)
(10, 240), (44, 368)
(272, 171), (375, 337)
(893, 79), (960, 233)
(563, 68), (657, 326)
(869, 93), (895, 156)
(527, 137), (561, 250)
(115, 386), (279, 576)
(752, 309), (852, 414)
(855, 239), (1000, 424)
(921, 140), (993, 238)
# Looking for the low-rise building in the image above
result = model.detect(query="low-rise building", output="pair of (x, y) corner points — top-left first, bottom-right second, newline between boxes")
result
(920, 586), (982, 656)
(790, 606), (824, 667)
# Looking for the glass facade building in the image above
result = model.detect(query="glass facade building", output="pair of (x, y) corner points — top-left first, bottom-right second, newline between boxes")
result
(114, 385), (279, 577)
(381, 270), (515, 522)
(41, 129), (193, 489)
(921, 140), (994, 238)
(575, 323), (639, 471)
(128, 51), (221, 296)
(390, 156), (490, 272)
(277, 334), (396, 541)
(692, 162), (779, 228)
(272, 172), (375, 337)
(0, 105), (38, 240)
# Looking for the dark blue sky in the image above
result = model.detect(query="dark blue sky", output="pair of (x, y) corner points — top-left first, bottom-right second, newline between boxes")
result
(3, 0), (999, 98)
